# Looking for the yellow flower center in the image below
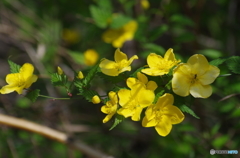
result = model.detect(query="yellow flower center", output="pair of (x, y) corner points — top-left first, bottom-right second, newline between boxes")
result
(116, 59), (128, 71)
(190, 74), (198, 84)
(16, 75), (25, 87)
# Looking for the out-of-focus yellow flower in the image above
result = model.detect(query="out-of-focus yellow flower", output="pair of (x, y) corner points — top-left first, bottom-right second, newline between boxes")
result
(84, 49), (99, 66)
(0, 63), (38, 94)
(57, 66), (63, 75)
(142, 48), (181, 76)
(117, 77), (155, 121)
(92, 95), (101, 104)
(172, 54), (220, 98)
(102, 20), (138, 48)
(99, 48), (138, 76)
(101, 91), (118, 123)
(142, 93), (184, 137)
(77, 71), (84, 79)
(141, 0), (150, 10)
(62, 29), (80, 44)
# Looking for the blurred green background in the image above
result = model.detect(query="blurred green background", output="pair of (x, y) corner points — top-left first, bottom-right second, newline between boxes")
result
(0, 0), (240, 158)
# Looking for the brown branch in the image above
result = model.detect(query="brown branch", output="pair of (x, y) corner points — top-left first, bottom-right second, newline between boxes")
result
(0, 113), (114, 158)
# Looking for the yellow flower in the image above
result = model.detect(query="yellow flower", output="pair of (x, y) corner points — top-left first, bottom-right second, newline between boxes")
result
(117, 78), (155, 121)
(62, 28), (80, 44)
(0, 63), (38, 94)
(102, 20), (138, 48)
(172, 54), (220, 98)
(101, 91), (118, 123)
(142, 93), (184, 137)
(141, 48), (181, 76)
(92, 95), (101, 104)
(141, 0), (150, 10)
(127, 72), (158, 91)
(84, 49), (99, 66)
(99, 48), (138, 76)
(57, 66), (63, 75)
(77, 71), (84, 79)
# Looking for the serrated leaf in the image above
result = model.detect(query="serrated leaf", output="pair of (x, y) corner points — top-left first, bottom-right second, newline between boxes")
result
(8, 60), (21, 73)
(82, 64), (99, 86)
(90, 5), (111, 28)
(180, 105), (200, 119)
(110, 14), (131, 29)
(209, 57), (227, 66)
(51, 73), (68, 87)
(109, 114), (125, 130)
(226, 56), (240, 74)
(81, 89), (98, 102)
(25, 89), (40, 102)
(153, 90), (165, 103)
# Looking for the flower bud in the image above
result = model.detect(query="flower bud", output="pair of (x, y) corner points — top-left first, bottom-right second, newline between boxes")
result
(92, 95), (101, 104)
(57, 66), (63, 75)
(77, 71), (84, 79)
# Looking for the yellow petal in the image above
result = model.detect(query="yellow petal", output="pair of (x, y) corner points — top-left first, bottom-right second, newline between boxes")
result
(164, 48), (175, 61)
(118, 89), (131, 107)
(190, 82), (212, 98)
(114, 48), (128, 63)
(155, 115), (172, 137)
(128, 55), (138, 65)
(187, 54), (209, 76)
(0, 85), (18, 94)
(99, 59), (118, 76)
(146, 81), (158, 91)
(199, 65), (220, 85)
(25, 75), (38, 88)
(137, 89), (155, 108)
(144, 104), (156, 120)
(101, 105), (109, 114)
(108, 91), (118, 104)
(20, 63), (34, 80)
(141, 68), (167, 76)
(172, 64), (191, 97)
(142, 116), (157, 127)
(117, 108), (133, 118)
(5, 73), (21, 85)
(77, 71), (84, 79)
(163, 105), (185, 124)
(137, 72), (148, 84)
(103, 114), (114, 123)
(147, 53), (162, 68)
(119, 65), (131, 73)
(126, 77), (138, 89)
(156, 93), (174, 108)
(131, 107), (143, 121)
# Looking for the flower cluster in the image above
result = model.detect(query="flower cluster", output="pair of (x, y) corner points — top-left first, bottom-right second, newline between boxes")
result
(99, 48), (220, 136)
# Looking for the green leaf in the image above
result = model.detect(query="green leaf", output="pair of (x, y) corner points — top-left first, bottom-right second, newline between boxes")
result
(90, 5), (111, 28)
(209, 57), (227, 66)
(180, 105), (200, 119)
(212, 135), (229, 149)
(170, 14), (194, 26)
(51, 73), (68, 87)
(153, 90), (165, 103)
(8, 60), (21, 73)
(25, 89), (40, 102)
(109, 114), (125, 130)
(149, 24), (168, 42)
(109, 14), (131, 29)
(82, 64), (99, 86)
(68, 51), (84, 64)
(81, 89), (98, 102)
(196, 49), (223, 59)
(226, 56), (240, 74)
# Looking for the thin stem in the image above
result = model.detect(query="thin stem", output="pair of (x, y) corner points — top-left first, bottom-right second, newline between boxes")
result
(38, 94), (71, 100)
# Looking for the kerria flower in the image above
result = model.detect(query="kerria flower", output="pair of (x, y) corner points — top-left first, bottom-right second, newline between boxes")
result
(141, 0), (150, 10)
(99, 48), (138, 76)
(0, 63), (38, 95)
(84, 49), (99, 66)
(141, 48), (181, 76)
(142, 93), (184, 137)
(117, 78), (155, 121)
(127, 72), (158, 92)
(101, 91), (118, 123)
(102, 20), (138, 48)
(77, 71), (84, 79)
(172, 54), (220, 98)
